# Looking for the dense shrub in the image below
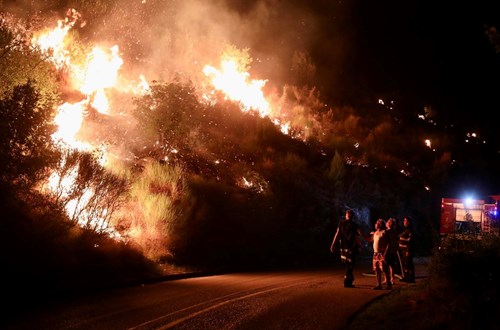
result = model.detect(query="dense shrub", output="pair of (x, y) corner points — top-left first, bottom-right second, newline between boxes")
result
(0, 82), (59, 188)
(426, 234), (500, 328)
(114, 161), (188, 262)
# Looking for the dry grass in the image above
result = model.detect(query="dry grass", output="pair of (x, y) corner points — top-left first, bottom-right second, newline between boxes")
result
(115, 161), (187, 261)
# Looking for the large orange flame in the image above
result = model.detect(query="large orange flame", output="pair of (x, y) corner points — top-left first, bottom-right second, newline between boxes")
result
(31, 10), (80, 68)
(31, 10), (146, 236)
(203, 59), (270, 117)
(203, 56), (291, 135)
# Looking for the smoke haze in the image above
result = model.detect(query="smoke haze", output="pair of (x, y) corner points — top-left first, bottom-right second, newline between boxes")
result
(2, 0), (356, 104)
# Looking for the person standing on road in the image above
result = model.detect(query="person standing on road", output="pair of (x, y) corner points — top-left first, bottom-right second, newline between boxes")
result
(384, 218), (401, 285)
(399, 216), (415, 283)
(367, 219), (392, 290)
(330, 209), (363, 288)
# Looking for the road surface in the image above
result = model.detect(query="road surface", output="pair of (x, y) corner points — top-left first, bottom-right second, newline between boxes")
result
(4, 260), (427, 330)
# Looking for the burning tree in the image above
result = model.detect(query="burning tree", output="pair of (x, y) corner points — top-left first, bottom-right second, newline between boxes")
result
(47, 149), (128, 235)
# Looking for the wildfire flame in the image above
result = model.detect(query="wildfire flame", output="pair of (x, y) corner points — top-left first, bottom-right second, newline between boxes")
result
(31, 9), (81, 68)
(31, 10), (144, 236)
(30, 10), (284, 237)
(203, 57), (293, 135)
(74, 45), (124, 114)
(51, 100), (89, 149)
(32, 13), (130, 148)
(203, 59), (270, 117)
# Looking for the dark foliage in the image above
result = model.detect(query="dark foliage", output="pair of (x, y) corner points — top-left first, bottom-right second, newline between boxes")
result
(0, 185), (160, 318)
(0, 81), (59, 189)
(426, 234), (500, 329)
(132, 79), (203, 149)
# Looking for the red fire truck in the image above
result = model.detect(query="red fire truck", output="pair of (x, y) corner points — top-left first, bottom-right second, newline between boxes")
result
(440, 196), (500, 235)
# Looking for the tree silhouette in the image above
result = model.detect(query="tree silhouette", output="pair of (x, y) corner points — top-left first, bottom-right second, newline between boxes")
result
(0, 82), (58, 188)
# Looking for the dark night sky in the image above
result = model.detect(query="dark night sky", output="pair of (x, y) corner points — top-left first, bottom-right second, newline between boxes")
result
(319, 1), (500, 123)
(353, 1), (500, 195)
(353, 2), (500, 119)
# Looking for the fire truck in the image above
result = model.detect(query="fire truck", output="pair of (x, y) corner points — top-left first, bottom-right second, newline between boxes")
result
(440, 196), (500, 236)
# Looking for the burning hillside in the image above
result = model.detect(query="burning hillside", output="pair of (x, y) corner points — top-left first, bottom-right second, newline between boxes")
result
(1, 2), (447, 266)
(3, 7), (327, 257)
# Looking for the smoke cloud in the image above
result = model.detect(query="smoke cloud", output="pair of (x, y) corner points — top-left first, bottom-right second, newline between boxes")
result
(3, 0), (353, 97)
(86, 0), (330, 88)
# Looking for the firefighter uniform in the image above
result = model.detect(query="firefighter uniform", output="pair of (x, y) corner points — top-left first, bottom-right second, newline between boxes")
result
(398, 218), (415, 283)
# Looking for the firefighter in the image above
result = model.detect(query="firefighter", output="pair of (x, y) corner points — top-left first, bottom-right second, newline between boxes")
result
(399, 216), (415, 283)
(330, 209), (364, 288)
(385, 218), (402, 284)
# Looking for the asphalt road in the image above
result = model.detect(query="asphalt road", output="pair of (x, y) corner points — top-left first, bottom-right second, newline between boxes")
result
(4, 260), (428, 330)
